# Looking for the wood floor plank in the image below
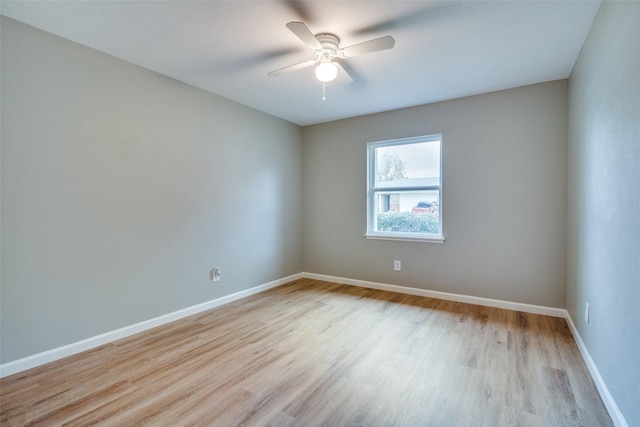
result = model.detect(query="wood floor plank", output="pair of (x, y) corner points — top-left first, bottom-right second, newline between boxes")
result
(0, 279), (613, 426)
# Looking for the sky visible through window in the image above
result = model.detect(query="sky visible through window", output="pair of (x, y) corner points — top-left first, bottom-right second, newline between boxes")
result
(376, 140), (440, 179)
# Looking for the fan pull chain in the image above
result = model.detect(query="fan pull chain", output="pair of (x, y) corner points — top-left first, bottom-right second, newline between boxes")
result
(322, 82), (327, 101)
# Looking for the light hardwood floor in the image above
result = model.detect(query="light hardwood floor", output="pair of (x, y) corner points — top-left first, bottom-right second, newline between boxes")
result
(1, 279), (612, 426)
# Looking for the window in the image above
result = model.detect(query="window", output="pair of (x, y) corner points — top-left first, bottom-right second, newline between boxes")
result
(366, 134), (444, 242)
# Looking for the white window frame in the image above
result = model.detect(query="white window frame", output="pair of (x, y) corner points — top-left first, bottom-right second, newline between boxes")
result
(365, 134), (444, 243)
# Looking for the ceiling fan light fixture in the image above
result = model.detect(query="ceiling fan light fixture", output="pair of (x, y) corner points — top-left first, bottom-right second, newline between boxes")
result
(315, 61), (338, 82)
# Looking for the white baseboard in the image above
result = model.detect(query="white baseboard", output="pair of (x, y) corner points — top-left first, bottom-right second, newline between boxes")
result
(302, 272), (567, 318)
(0, 273), (303, 378)
(302, 272), (627, 427)
(3, 271), (561, 378)
(564, 315), (628, 427)
(1, 271), (628, 427)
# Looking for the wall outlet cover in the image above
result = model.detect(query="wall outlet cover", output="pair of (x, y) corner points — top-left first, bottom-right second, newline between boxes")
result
(585, 302), (590, 324)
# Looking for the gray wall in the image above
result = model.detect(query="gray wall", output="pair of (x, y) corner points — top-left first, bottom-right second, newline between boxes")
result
(303, 81), (568, 308)
(567, 2), (640, 426)
(0, 17), (303, 363)
(3, 8), (638, 421)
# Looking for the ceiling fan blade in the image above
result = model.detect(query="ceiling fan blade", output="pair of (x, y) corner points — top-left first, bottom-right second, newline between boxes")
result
(334, 62), (354, 85)
(340, 35), (395, 58)
(353, 3), (461, 36)
(220, 47), (300, 72)
(267, 58), (318, 77)
(286, 21), (322, 50)
(335, 60), (366, 88)
(283, 1), (314, 23)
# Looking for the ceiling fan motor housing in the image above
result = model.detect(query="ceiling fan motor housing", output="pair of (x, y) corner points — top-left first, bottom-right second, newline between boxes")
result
(315, 33), (340, 59)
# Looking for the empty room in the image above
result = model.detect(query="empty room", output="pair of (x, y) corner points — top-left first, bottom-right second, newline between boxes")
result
(1, 1), (638, 426)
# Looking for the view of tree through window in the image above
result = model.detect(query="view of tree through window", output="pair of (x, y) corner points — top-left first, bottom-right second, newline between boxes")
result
(377, 153), (406, 182)
(367, 135), (443, 241)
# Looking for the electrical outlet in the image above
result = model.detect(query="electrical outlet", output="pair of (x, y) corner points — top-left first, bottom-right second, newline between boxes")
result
(585, 302), (590, 324)
(394, 260), (401, 271)
(211, 267), (221, 282)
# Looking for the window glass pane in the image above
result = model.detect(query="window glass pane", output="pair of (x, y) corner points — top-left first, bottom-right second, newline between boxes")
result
(374, 191), (440, 234)
(375, 141), (440, 188)
(375, 191), (439, 214)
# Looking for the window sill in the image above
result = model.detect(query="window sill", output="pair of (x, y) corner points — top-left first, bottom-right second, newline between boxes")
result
(364, 233), (445, 243)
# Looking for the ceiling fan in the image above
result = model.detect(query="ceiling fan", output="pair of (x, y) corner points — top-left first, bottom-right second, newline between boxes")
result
(268, 21), (395, 99)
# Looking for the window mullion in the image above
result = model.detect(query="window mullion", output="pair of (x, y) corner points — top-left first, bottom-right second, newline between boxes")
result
(372, 186), (440, 193)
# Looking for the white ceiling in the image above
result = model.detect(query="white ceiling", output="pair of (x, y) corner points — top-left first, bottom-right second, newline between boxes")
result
(1, 0), (600, 126)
